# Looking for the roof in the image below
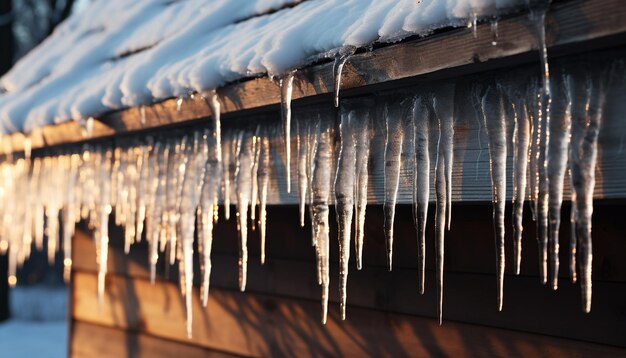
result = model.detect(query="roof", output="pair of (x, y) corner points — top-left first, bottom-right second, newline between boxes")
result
(0, 0), (524, 134)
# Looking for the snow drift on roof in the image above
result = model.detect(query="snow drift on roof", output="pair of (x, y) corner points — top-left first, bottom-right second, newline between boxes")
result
(0, 0), (524, 134)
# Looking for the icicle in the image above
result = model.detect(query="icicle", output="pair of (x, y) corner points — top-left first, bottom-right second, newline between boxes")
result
(333, 46), (356, 108)
(199, 139), (220, 305)
(490, 18), (499, 46)
(335, 105), (356, 320)
(97, 147), (113, 306)
(149, 142), (166, 283)
(23, 156), (35, 265)
(432, 84), (455, 231)
(481, 83), (507, 311)
(140, 106), (146, 126)
(63, 154), (79, 282)
(44, 156), (61, 265)
(569, 185), (577, 283)
(354, 103), (371, 271)
(468, 13), (478, 39)
(510, 90), (531, 276)
(205, 90), (222, 164)
(383, 98), (408, 271)
(280, 70), (296, 193)
(136, 140), (151, 242)
(258, 129), (270, 265)
(179, 131), (207, 338)
(79, 117), (94, 138)
(531, 79), (550, 284)
(222, 134), (232, 220)
(234, 131), (253, 291)
(428, 83), (456, 323)
(297, 119), (308, 227)
(569, 68), (605, 313)
(308, 119), (320, 248)
(412, 96), (430, 294)
(433, 102), (447, 325)
(33, 158), (44, 251)
(547, 72), (572, 290)
(530, 2), (552, 285)
(250, 127), (262, 232)
(311, 118), (332, 324)
(166, 138), (186, 264)
(529, 1), (552, 103)
(176, 95), (184, 112)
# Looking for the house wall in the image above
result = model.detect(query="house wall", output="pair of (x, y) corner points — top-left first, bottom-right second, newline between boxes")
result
(69, 203), (626, 357)
(63, 2), (626, 355)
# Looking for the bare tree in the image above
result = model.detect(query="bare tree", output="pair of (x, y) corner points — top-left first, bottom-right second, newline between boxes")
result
(0, 0), (77, 322)
(0, 1), (15, 76)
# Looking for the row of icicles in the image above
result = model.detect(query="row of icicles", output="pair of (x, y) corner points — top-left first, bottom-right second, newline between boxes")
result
(0, 4), (617, 337)
(0, 57), (615, 338)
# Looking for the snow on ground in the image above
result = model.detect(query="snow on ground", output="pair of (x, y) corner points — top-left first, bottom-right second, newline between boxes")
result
(0, 320), (67, 358)
(0, 0), (526, 134)
(0, 286), (68, 358)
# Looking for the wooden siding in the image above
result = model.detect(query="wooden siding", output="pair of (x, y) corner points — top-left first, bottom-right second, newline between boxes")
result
(70, 203), (626, 357)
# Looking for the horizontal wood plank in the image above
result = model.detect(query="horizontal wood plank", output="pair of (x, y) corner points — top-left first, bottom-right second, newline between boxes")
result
(72, 202), (626, 347)
(71, 271), (626, 357)
(71, 321), (237, 358)
(73, 202), (626, 282)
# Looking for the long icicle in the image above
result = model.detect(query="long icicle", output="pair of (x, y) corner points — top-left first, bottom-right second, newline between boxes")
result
(97, 147), (113, 306)
(534, 81), (549, 285)
(530, 0), (552, 285)
(383, 98), (407, 271)
(149, 142), (166, 283)
(250, 127), (261, 232)
(354, 102), (371, 270)
(433, 94), (448, 325)
(481, 83), (507, 311)
(432, 84), (455, 231)
(200, 129), (220, 306)
(235, 130), (253, 291)
(297, 119), (308, 227)
(258, 129), (270, 264)
(412, 96), (430, 294)
(508, 78), (531, 275)
(63, 154), (79, 282)
(335, 105), (356, 320)
(432, 84), (455, 322)
(222, 133), (232, 220)
(311, 118), (332, 324)
(179, 133), (200, 339)
(280, 71), (296, 193)
(308, 119), (320, 249)
(569, 68), (605, 313)
(547, 71), (572, 290)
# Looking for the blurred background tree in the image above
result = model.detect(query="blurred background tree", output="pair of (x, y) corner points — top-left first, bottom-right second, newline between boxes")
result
(0, 0), (92, 322)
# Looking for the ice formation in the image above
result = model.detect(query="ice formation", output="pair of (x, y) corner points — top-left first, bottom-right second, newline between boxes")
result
(0, 0), (619, 339)
(0, 58), (617, 335)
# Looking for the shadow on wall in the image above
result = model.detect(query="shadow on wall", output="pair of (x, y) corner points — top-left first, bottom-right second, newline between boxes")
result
(69, 203), (626, 357)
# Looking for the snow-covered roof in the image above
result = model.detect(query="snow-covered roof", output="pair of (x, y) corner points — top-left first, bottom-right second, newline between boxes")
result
(0, 0), (524, 134)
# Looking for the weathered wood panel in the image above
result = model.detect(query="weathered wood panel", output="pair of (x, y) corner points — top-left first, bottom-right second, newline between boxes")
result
(72, 203), (626, 348)
(71, 271), (626, 357)
(70, 321), (236, 358)
(3, 0), (626, 154)
(73, 202), (626, 282)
